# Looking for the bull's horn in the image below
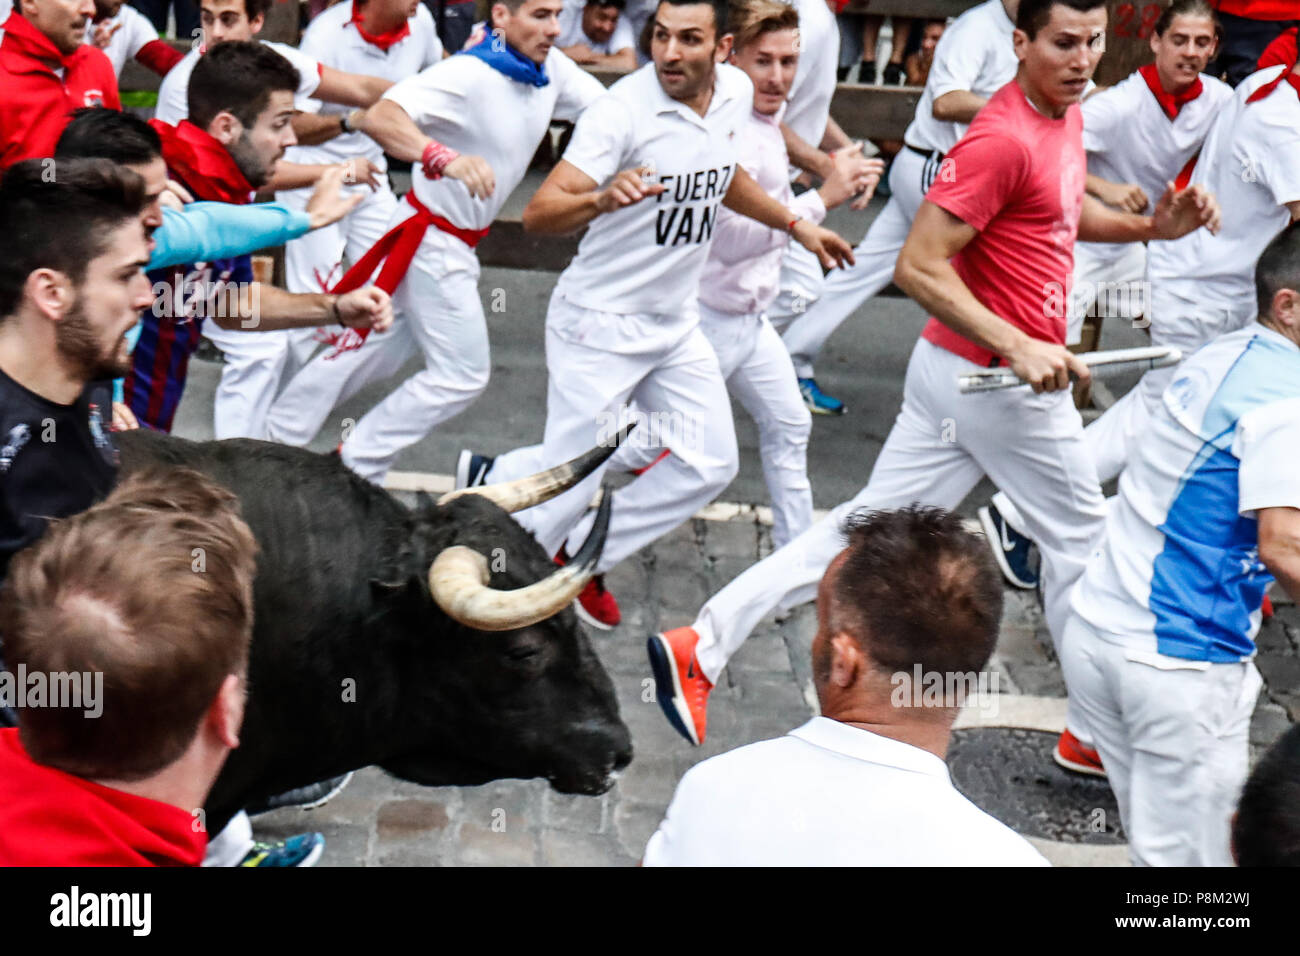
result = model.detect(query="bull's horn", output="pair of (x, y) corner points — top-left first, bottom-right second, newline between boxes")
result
(427, 486), (613, 631)
(437, 425), (634, 514)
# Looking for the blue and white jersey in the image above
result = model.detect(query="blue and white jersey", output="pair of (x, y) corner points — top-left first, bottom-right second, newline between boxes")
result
(1073, 323), (1300, 662)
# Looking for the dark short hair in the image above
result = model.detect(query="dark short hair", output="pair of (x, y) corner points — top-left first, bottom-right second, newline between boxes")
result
(0, 468), (258, 781)
(829, 507), (1004, 676)
(1233, 724), (1300, 866)
(1254, 220), (1300, 319)
(0, 159), (146, 320)
(242, 0), (273, 19)
(1154, 0), (1217, 37)
(55, 108), (162, 167)
(1016, 0), (1107, 40)
(655, 0), (728, 36)
(587, 0), (626, 9)
(188, 39), (299, 131)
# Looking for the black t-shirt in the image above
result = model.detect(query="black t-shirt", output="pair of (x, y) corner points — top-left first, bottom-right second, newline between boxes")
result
(0, 370), (118, 583)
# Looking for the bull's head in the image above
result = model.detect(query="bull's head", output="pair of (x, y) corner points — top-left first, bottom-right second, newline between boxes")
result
(371, 432), (635, 797)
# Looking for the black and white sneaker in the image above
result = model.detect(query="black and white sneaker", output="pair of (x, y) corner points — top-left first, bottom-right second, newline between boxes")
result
(248, 772), (354, 814)
(978, 502), (1039, 590)
(454, 449), (495, 490)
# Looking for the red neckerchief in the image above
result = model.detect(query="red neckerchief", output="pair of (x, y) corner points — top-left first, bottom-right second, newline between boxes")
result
(148, 119), (254, 205)
(1247, 65), (1300, 104)
(0, 12), (81, 73)
(1138, 63), (1203, 120)
(350, 1), (410, 52)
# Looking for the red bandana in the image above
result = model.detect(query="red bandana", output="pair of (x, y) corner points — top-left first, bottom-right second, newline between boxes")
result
(1138, 63), (1203, 120)
(0, 12), (80, 72)
(1246, 65), (1300, 105)
(350, 1), (410, 52)
(148, 119), (254, 205)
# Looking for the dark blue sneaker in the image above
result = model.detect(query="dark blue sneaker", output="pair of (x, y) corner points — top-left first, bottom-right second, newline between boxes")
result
(455, 449), (494, 490)
(798, 377), (846, 416)
(978, 503), (1039, 590)
(239, 832), (325, 867)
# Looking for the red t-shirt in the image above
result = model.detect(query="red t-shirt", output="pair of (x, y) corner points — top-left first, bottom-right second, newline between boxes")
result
(1257, 25), (1298, 69)
(0, 728), (207, 866)
(1213, 1), (1299, 21)
(0, 13), (121, 170)
(920, 80), (1085, 367)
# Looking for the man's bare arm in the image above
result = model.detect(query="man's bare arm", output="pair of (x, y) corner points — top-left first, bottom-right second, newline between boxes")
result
(522, 159), (664, 234)
(932, 89), (987, 123)
(820, 116), (854, 153)
(894, 201), (1089, 393)
(782, 122), (833, 180)
(1259, 506), (1300, 601)
(211, 285), (393, 333)
(354, 99), (495, 197)
(1078, 184), (1221, 244)
(315, 65), (393, 107)
(722, 164), (854, 269)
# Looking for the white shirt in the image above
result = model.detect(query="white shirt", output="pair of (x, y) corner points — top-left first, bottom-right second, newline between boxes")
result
(1147, 66), (1300, 304)
(903, 0), (1018, 154)
(643, 717), (1050, 866)
(556, 0), (634, 56)
(85, 4), (159, 77)
(1076, 69), (1232, 266)
(781, 0), (839, 150)
(384, 47), (604, 230)
(1073, 324), (1300, 662)
(700, 104), (824, 316)
(556, 62), (752, 318)
(155, 40), (322, 124)
(285, 1), (441, 171)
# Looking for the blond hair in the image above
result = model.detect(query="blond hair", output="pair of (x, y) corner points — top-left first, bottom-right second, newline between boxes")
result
(727, 0), (800, 52)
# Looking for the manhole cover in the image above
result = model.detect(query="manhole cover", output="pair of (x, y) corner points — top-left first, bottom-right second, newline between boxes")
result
(948, 728), (1125, 844)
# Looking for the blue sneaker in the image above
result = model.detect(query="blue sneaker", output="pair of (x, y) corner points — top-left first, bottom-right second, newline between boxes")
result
(978, 503), (1039, 590)
(798, 377), (846, 416)
(455, 449), (495, 490)
(239, 832), (325, 868)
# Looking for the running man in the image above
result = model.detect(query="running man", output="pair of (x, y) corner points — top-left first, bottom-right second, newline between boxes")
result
(265, 0), (606, 471)
(983, 0), (1232, 592)
(1061, 223), (1300, 866)
(473, 0), (853, 628)
(646, 0), (1219, 749)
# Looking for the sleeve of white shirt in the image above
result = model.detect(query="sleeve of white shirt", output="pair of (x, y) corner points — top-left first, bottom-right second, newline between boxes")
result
(383, 61), (470, 133)
(641, 767), (711, 866)
(153, 63), (189, 125)
(609, 12), (635, 52)
(1080, 84), (1127, 154)
(267, 40), (323, 101)
(924, 14), (989, 101)
(549, 49), (609, 123)
(558, 91), (630, 184)
(123, 5), (158, 58)
(1234, 397), (1300, 516)
(415, 4), (444, 65)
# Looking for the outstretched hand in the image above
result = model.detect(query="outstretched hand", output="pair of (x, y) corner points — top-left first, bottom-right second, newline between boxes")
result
(1151, 181), (1221, 239)
(792, 221), (855, 270)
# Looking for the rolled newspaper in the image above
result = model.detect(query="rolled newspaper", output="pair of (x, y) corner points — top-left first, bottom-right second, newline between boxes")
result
(957, 346), (1182, 393)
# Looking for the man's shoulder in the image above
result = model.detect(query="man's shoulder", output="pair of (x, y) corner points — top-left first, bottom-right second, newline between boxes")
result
(69, 41), (116, 80)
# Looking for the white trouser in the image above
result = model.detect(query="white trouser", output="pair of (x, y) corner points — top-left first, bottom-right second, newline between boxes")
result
(487, 291), (738, 574)
(778, 145), (930, 378)
(1059, 613), (1260, 867)
(1066, 240), (1148, 346)
(265, 191), (441, 451)
(995, 277), (1255, 534)
(691, 338), (1106, 682)
(766, 241), (825, 336)
(201, 810), (253, 867)
(611, 302), (813, 548)
(204, 320), (298, 441)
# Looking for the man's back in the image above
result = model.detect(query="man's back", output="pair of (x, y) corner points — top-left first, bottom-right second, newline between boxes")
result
(644, 717), (1048, 866)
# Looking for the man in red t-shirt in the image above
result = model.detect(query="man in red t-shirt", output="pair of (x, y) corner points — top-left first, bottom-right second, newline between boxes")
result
(0, 467), (259, 866)
(0, 0), (121, 169)
(630, 0), (1222, 764)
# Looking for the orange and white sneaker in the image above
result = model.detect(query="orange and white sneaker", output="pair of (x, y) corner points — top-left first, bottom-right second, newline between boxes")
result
(1053, 728), (1106, 778)
(647, 626), (713, 746)
(554, 550), (620, 630)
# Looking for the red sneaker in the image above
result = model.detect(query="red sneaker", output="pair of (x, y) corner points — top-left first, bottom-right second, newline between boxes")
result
(646, 626), (713, 745)
(1053, 728), (1106, 778)
(554, 551), (620, 629)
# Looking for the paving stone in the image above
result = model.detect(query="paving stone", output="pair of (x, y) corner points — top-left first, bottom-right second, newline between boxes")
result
(456, 779), (544, 833)
(611, 754), (681, 807)
(540, 829), (635, 867)
(541, 789), (607, 834)
(612, 801), (664, 859)
(375, 799), (451, 844)
(454, 822), (540, 867)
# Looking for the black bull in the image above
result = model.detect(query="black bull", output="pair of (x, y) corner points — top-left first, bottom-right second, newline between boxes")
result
(117, 431), (633, 832)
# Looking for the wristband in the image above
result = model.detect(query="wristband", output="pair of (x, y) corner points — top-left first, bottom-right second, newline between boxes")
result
(786, 216), (802, 234)
(421, 140), (460, 180)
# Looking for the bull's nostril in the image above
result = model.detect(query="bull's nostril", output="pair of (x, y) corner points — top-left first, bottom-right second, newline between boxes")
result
(613, 747), (633, 772)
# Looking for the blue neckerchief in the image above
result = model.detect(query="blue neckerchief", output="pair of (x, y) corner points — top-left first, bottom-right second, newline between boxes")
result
(459, 32), (549, 87)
